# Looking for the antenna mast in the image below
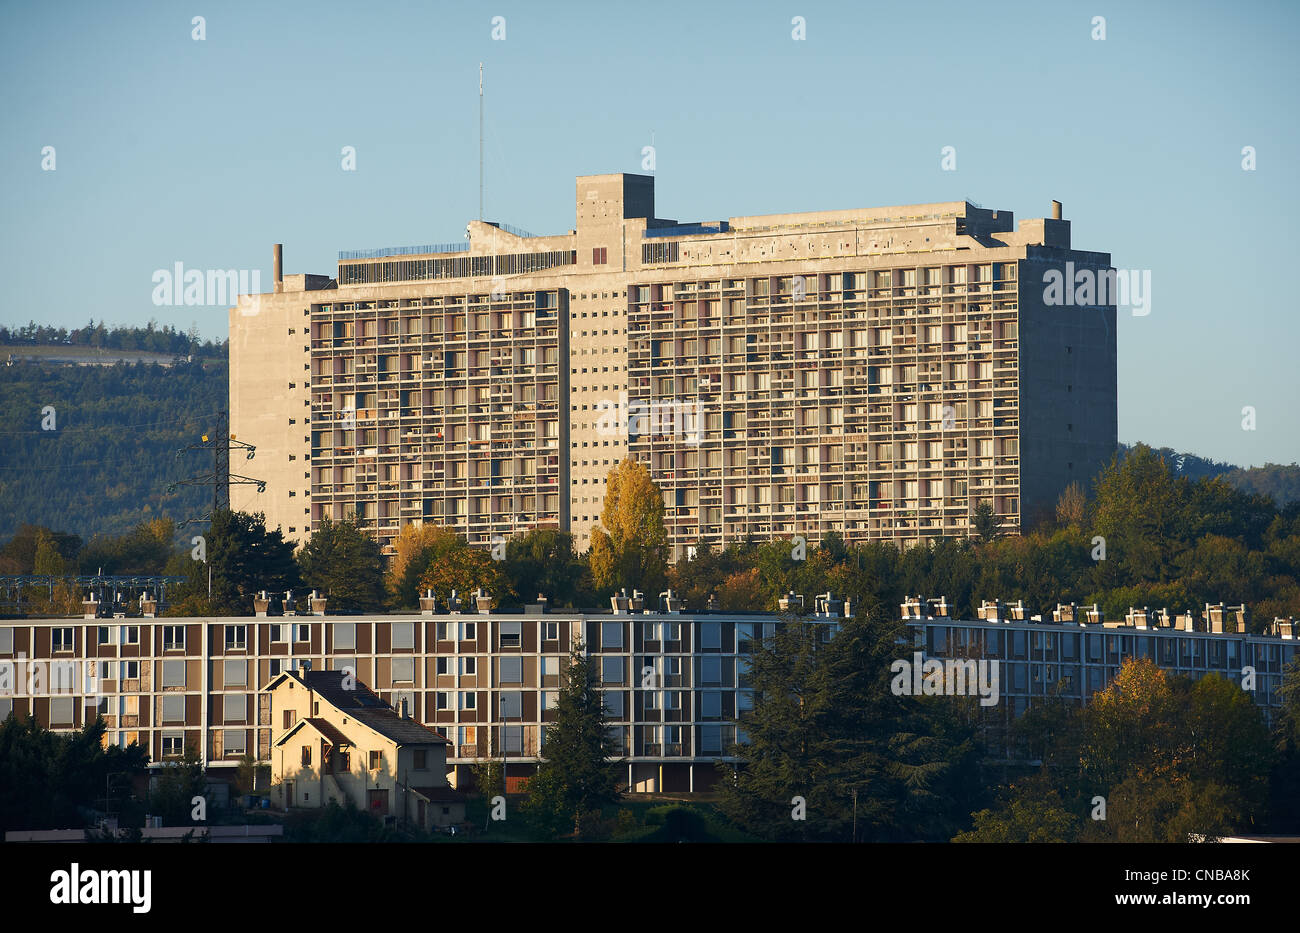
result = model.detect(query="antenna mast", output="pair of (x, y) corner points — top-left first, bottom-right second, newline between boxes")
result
(479, 62), (484, 221)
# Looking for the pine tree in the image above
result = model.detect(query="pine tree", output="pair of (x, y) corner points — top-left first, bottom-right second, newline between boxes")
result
(522, 643), (621, 838)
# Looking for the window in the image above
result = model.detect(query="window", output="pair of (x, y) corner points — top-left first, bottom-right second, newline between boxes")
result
(701, 691), (722, 718)
(700, 657), (722, 685)
(701, 622), (722, 650)
(460, 657), (477, 676)
(162, 695), (185, 723)
(293, 623), (311, 643)
(162, 660), (186, 688)
(603, 691), (624, 718)
(50, 697), (74, 725)
(500, 657), (522, 684)
(503, 725), (523, 754)
(119, 661), (139, 681)
(97, 626), (112, 646)
(223, 660), (247, 688)
(162, 732), (184, 758)
(542, 691), (557, 711)
(700, 725), (722, 754)
(499, 621), (521, 649)
(392, 622), (414, 650)
(120, 626), (139, 646)
(369, 750), (382, 771)
(302, 745), (312, 767)
(52, 628), (74, 652)
(601, 657), (624, 684)
(225, 626), (246, 651)
(392, 658), (415, 684)
(460, 692), (477, 711)
(223, 694), (245, 723)
(436, 657), (450, 675)
(414, 749), (428, 770)
(436, 691), (449, 710)
(224, 730), (246, 756)
(543, 622), (559, 641)
(500, 691), (522, 718)
(601, 622), (623, 649)
(163, 626), (185, 651)
(460, 622), (476, 641)
(270, 625), (287, 643)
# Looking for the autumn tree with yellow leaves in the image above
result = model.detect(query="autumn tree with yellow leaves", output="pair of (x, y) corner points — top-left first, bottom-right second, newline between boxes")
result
(587, 458), (668, 597)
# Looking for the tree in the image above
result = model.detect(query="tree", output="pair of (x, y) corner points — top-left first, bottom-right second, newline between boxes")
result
(297, 515), (385, 613)
(1055, 481), (1087, 528)
(522, 644), (622, 838)
(150, 745), (208, 825)
(504, 528), (586, 608)
(181, 509), (298, 616)
(386, 524), (461, 609)
(971, 502), (1000, 543)
(417, 540), (510, 607)
(588, 458), (668, 596)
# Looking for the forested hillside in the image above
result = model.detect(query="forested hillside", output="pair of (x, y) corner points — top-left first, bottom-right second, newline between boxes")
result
(0, 354), (228, 542)
(1122, 443), (1300, 506)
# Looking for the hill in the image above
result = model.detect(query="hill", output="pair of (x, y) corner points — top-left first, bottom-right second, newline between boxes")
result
(0, 353), (230, 543)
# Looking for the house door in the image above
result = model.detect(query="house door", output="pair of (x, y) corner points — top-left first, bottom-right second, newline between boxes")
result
(285, 781), (294, 807)
(367, 789), (389, 815)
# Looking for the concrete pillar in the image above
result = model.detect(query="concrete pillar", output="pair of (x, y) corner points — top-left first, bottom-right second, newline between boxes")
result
(273, 243), (283, 293)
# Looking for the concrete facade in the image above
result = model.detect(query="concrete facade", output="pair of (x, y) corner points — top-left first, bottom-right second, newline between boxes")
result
(229, 174), (1117, 556)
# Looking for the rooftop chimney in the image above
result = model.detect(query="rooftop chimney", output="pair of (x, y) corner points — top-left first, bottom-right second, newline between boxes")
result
(273, 243), (283, 293)
(420, 590), (438, 615)
(254, 590), (271, 618)
(1051, 200), (1062, 220)
(309, 589), (327, 616)
(474, 587), (492, 614)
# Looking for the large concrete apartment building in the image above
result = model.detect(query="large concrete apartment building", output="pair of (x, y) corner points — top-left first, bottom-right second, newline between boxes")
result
(229, 173), (1117, 557)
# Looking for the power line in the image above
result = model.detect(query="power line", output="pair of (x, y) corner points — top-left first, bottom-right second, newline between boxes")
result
(0, 410), (225, 436)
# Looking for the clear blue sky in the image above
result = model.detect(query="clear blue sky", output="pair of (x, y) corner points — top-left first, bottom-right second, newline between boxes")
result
(2, 0), (1297, 466)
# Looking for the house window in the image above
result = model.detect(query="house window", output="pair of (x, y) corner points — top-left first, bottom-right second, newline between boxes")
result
(120, 626), (139, 646)
(460, 692), (476, 711)
(392, 658), (415, 684)
(414, 750), (428, 770)
(700, 656), (722, 685)
(460, 657), (477, 676)
(162, 732), (184, 758)
(543, 622), (559, 641)
(293, 623), (311, 643)
(163, 626), (185, 651)
(503, 725), (523, 753)
(436, 657), (450, 675)
(499, 657), (522, 684)
(282, 709), (296, 729)
(97, 626), (112, 646)
(225, 626), (246, 651)
(436, 692), (449, 710)
(302, 745), (312, 767)
(592, 247), (607, 265)
(333, 622), (356, 650)
(460, 622), (476, 641)
(52, 628), (74, 652)
(270, 625), (287, 643)
(601, 657), (624, 684)
(499, 621), (522, 648)
(369, 750), (382, 771)
(119, 661), (139, 681)
(224, 730), (246, 756)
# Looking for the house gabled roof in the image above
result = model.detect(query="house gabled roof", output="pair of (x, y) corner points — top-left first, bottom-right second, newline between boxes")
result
(265, 669), (448, 747)
(273, 716), (353, 749)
